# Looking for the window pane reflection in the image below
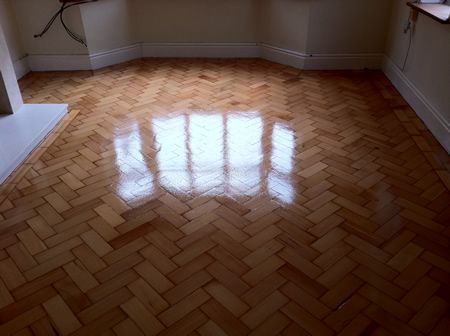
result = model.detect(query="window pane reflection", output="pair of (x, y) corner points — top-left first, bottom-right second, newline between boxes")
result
(227, 113), (263, 194)
(269, 123), (295, 203)
(114, 121), (154, 201)
(190, 114), (224, 194)
(153, 116), (190, 193)
(115, 112), (296, 203)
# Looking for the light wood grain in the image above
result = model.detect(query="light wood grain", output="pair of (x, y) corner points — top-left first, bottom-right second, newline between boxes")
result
(0, 59), (448, 335)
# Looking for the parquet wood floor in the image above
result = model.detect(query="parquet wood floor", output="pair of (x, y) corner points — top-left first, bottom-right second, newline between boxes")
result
(0, 59), (449, 335)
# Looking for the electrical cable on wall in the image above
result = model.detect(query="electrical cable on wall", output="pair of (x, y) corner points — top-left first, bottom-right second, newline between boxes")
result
(402, 3), (419, 71)
(34, 0), (97, 47)
(402, 18), (413, 71)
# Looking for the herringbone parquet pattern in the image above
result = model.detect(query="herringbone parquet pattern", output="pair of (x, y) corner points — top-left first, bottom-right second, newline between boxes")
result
(0, 59), (449, 335)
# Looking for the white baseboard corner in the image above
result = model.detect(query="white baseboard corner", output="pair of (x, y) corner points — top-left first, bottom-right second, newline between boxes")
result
(90, 44), (142, 70)
(13, 57), (30, 79)
(260, 44), (306, 69)
(382, 56), (450, 153)
(260, 44), (382, 70)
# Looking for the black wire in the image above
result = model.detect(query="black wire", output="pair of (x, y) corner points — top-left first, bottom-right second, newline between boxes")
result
(59, 3), (87, 47)
(34, 1), (95, 47)
(401, 20), (413, 71)
(34, 3), (65, 38)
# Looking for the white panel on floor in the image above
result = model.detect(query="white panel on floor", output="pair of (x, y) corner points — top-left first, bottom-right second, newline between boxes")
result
(0, 103), (67, 183)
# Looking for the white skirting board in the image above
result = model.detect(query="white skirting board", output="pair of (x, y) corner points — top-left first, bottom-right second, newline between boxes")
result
(142, 43), (260, 58)
(303, 53), (382, 70)
(260, 44), (382, 70)
(382, 57), (449, 154)
(0, 104), (67, 184)
(27, 54), (91, 72)
(260, 44), (306, 69)
(15, 43), (384, 75)
(90, 44), (142, 70)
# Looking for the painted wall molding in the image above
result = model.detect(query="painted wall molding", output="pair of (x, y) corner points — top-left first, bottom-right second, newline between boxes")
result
(142, 42), (260, 58)
(14, 42), (384, 77)
(90, 44), (142, 70)
(383, 56), (450, 153)
(303, 53), (383, 70)
(260, 44), (306, 69)
(260, 44), (383, 70)
(27, 54), (91, 72)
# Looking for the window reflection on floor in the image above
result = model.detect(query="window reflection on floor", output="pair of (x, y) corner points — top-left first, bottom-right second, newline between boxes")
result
(114, 111), (296, 204)
(226, 112), (263, 195)
(152, 116), (190, 193)
(113, 121), (155, 201)
(268, 123), (295, 203)
(190, 114), (225, 193)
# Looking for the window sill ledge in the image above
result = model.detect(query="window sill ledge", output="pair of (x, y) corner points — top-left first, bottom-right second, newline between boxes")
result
(407, 2), (450, 24)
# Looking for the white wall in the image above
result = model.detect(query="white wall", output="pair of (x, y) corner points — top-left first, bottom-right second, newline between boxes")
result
(307, 0), (392, 54)
(81, 0), (135, 54)
(0, 16), (23, 113)
(132, 0), (257, 43)
(10, 0), (87, 55)
(258, 0), (392, 69)
(0, 0), (25, 62)
(258, 0), (392, 55)
(384, 0), (450, 151)
(5, 0), (393, 58)
(259, 0), (310, 53)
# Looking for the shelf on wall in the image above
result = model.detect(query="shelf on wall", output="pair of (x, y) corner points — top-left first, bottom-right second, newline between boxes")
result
(407, 2), (450, 24)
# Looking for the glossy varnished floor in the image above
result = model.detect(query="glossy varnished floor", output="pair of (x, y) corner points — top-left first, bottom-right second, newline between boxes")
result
(0, 59), (449, 335)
